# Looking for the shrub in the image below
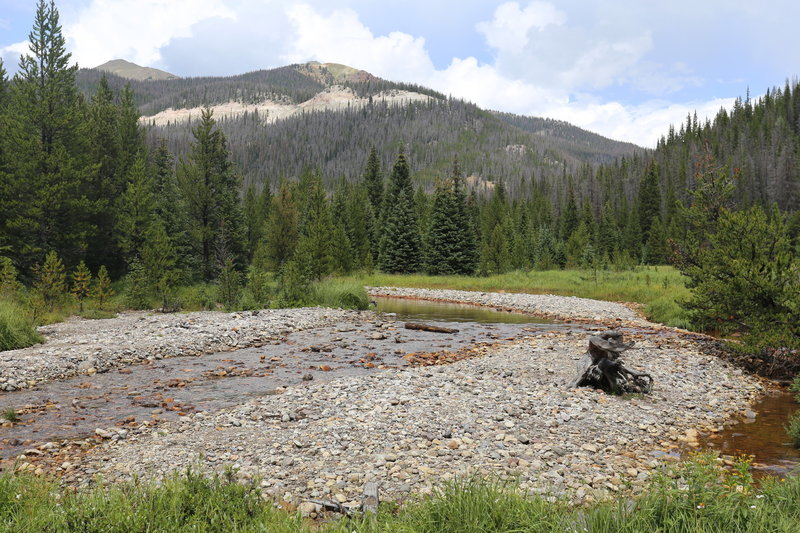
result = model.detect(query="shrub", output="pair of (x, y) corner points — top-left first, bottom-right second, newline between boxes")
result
(216, 258), (242, 311)
(787, 410), (800, 448)
(311, 280), (370, 310)
(791, 374), (800, 402)
(0, 299), (43, 351)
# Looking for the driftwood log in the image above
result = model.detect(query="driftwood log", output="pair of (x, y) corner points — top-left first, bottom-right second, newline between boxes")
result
(404, 322), (459, 334)
(568, 331), (653, 394)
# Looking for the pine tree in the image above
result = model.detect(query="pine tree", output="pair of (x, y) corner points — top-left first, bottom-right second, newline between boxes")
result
(141, 219), (179, 309)
(0, 59), (8, 110)
(94, 265), (113, 310)
(295, 171), (334, 280)
(85, 75), (123, 275)
(363, 147), (383, 214)
(2, 0), (86, 273)
(71, 261), (92, 312)
(263, 181), (299, 270)
(378, 148), (422, 273)
(34, 250), (66, 311)
(177, 108), (245, 280)
(116, 155), (155, 262)
(639, 161), (662, 242)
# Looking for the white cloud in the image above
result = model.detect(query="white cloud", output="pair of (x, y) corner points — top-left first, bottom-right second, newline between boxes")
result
(0, 40), (29, 71)
(282, 4), (434, 81)
(64, 0), (235, 68)
(273, 2), (740, 147)
(475, 1), (566, 53)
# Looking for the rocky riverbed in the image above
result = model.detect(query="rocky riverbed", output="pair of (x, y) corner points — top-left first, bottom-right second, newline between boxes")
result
(0, 308), (358, 392)
(1, 288), (765, 508)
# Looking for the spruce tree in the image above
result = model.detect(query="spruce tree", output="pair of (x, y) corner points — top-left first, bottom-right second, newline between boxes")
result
(363, 147), (383, 214)
(425, 178), (459, 275)
(378, 148), (422, 273)
(639, 161), (662, 242)
(0, 257), (21, 297)
(116, 155), (155, 262)
(85, 75), (123, 274)
(177, 108), (245, 280)
(425, 159), (478, 275)
(295, 171), (334, 280)
(71, 261), (92, 312)
(2, 0), (86, 272)
(263, 181), (299, 270)
(344, 184), (375, 269)
(479, 180), (511, 274)
(94, 265), (113, 310)
(34, 250), (66, 311)
(141, 219), (179, 309)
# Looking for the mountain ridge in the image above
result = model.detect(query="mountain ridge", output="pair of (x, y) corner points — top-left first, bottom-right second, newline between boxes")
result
(76, 61), (642, 193)
(94, 59), (179, 81)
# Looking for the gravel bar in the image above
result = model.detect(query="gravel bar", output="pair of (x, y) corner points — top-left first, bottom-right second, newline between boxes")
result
(0, 308), (358, 392)
(368, 286), (650, 326)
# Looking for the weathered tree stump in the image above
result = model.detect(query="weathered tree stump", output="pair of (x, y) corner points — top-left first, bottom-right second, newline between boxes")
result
(568, 331), (653, 394)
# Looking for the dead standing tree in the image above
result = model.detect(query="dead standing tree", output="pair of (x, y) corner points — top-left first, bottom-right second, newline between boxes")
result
(568, 331), (653, 394)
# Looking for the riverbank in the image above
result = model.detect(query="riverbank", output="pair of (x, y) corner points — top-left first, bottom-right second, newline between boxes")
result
(66, 327), (759, 506)
(1, 288), (765, 508)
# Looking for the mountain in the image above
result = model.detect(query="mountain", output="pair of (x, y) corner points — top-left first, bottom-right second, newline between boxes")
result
(94, 59), (179, 81)
(76, 62), (641, 193)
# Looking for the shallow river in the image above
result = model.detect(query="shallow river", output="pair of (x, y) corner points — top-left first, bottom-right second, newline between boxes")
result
(0, 298), (568, 459)
(1, 297), (797, 477)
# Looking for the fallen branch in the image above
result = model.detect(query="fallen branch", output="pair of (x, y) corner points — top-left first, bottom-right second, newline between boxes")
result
(404, 322), (459, 334)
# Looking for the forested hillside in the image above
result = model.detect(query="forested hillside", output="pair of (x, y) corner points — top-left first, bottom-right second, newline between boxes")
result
(75, 61), (642, 194)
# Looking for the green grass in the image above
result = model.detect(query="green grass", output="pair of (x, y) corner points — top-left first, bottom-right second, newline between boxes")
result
(2, 408), (19, 422)
(344, 265), (691, 327)
(0, 299), (43, 351)
(786, 410), (800, 448)
(2, 455), (800, 532)
(310, 279), (370, 310)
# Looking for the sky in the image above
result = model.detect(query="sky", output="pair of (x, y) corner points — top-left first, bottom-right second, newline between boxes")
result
(1, 0), (798, 147)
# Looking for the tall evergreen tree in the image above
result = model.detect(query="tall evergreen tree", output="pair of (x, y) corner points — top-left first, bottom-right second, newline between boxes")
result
(363, 147), (383, 214)
(295, 171), (334, 280)
(177, 108), (244, 280)
(639, 161), (662, 241)
(262, 181), (299, 270)
(115, 155), (155, 262)
(85, 75), (123, 275)
(378, 148), (422, 273)
(425, 158), (478, 275)
(1, 0), (87, 273)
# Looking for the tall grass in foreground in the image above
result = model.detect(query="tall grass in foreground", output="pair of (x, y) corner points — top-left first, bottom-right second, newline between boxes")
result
(3, 455), (800, 532)
(347, 266), (691, 328)
(0, 299), (43, 351)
